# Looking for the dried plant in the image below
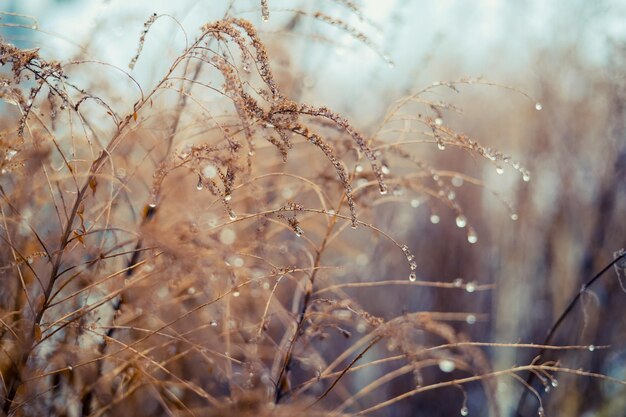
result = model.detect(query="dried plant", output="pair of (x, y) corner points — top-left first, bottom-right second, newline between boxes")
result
(1, 2), (625, 417)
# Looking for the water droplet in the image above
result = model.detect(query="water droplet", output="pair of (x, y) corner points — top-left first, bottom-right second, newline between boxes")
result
(460, 406), (469, 416)
(437, 142), (446, 151)
(67, 365), (73, 371)
(381, 165), (390, 175)
(453, 278), (463, 287)
(537, 406), (545, 417)
(465, 281), (476, 293)
(409, 262), (417, 271)
(466, 314), (477, 324)
(430, 214), (440, 224)
(467, 229), (478, 244)
(224, 194), (232, 201)
(355, 164), (364, 173)
(447, 191), (456, 200)
(496, 166), (504, 175)
(435, 117), (443, 126)
(455, 215), (467, 228)
(451, 176), (464, 187)
(544, 385), (550, 393)
(406, 254), (414, 261)
(233, 290), (240, 297)
(551, 379), (558, 388)
(210, 320), (218, 326)
(410, 199), (421, 208)
(511, 213), (519, 221)
(588, 344), (595, 352)
(228, 211), (237, 221)
(522, 172), (531, 182)
(379, 188), (388, 195)
(219, 228), (236, 245)
(535, 102), (543, 111)
(409, 272), (417, 282)
(438, 359), (456, 373)
(187, 287), (196, 295)
(148, 202), (157, 208)
(196, 176), (203, 190)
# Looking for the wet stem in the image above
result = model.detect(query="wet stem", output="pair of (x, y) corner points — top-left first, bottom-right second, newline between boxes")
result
(274, 192), (348, 403)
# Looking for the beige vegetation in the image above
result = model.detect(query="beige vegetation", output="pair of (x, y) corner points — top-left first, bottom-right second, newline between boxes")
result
(1, 1), (625, 416)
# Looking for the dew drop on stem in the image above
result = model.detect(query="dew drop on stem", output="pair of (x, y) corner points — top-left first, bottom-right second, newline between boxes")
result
(467, 229), (478, 244)
(455, 215), (467, 228)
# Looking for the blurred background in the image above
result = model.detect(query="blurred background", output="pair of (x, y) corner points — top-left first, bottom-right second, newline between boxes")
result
(2, 1), (626, 416)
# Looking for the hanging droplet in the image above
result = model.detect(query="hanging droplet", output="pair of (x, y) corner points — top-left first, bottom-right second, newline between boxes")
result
(551, 379), (558, 388)
(233, 289), (241, 297)
(496, 166), (504, 175)
(381, 165), (391, 175)
(228, 211), (237, 221)
(460, 406), (469, 416)
(455, 215), (467, 228)
(355, 164), (364, 173)
(535, 102), (543, 111)
(409, 262), (417, 271)
(410, 199), (421, 208)
(224, 194), (232, 201)
(465, 314), (477, 324)
(588, 344), (595, 352)
(438, 359), (456, 373)
(196, 175), (203, 190)
(210, 320), (218, 327)
(537, 406), (545, 417)
(465, 281), (476, 293)
(522, 172), (531, 182)
(511, 213), (519, 221)
(409, 272), (417, 282)
(467, 229), (478, 244)
(430, 214), (440, 224)
(447, 191), (456, 200)
(435, 117), (443, 126)
(437, 142), (446, 151)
